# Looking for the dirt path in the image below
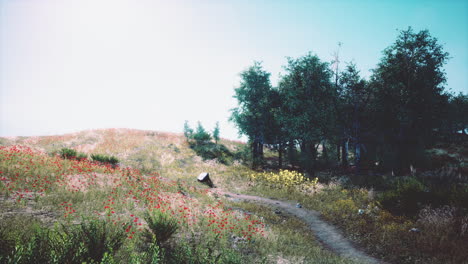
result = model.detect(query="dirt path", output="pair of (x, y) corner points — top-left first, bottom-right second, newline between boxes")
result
(216, 190), (385, 264)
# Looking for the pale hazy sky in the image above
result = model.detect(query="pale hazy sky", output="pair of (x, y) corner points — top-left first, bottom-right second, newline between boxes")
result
(1, 0), (467, 140)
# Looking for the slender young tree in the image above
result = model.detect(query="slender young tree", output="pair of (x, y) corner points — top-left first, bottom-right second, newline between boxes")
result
(213, 122), (220, 144)
(193, 121), (211, 143)
(339, 63), (371, 172)
(183, 120), (193, 141)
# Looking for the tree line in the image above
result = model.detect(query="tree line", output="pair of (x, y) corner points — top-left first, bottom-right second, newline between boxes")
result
(230, 27), (468, 176)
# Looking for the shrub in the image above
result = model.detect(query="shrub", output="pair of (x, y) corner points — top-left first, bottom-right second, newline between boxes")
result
(59, 148), (77, 159)
(377, 176), (427, 216)
(58, 218), (127, 263)
(0, 218), (127, 264)
(190, 142), (233, 164)
(143, 210), (178, 247)
(74, 219), (126, 262)
(58, 148), (87, 161)
(91, 154), (119, 166)
(184, 121), (233, 164)
(192, 122), (212, 143)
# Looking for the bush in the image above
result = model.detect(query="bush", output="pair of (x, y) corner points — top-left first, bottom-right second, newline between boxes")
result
(59, 148), (77, 159)
(378, 175), (468, 217)
(91, 154), (119, 166)
(0, 218), (127, 264)
(190, 142), (233, 164)
(58, 148), (87, 161)
(377, 176), (427, 216)
(143, 210), (178, 247)
(71, 219), (126, 262)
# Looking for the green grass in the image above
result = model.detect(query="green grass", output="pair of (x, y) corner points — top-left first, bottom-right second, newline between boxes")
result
(243, 172), (468, 264)
(227, 200), (360, 264)
(1, 140), (355, 263)
(2, 129), (467, 264)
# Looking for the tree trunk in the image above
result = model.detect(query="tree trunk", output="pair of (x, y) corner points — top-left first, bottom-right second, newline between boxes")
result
(336, 143), (341, 162)
(355, 142), (361, 175)
(341, 139), (348, 167)
(322, 141), (328, 161)
(354, 119), (361, 174)
(288, 140), (297, 166)
(300, 141), (317, 176)
(251, 141), (257, 168)
(252, 135), (264, 169)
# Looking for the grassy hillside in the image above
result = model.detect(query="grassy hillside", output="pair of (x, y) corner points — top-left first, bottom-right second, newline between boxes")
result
(1, 129), (467, 264)
(0, 129), (357, 264)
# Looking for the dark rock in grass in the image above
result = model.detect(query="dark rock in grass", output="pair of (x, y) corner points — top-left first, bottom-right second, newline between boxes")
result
(197, 172), (214, 188)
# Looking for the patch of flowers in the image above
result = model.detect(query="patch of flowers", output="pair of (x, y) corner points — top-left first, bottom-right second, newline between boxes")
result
(0, 145), (265, 251)
(249, 169), (318, 189)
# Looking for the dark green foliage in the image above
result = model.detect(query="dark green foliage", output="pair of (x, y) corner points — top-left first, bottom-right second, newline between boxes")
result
(58, 148), (87, 160)
(193, 122), (212, 143)
(377, 176), (468, 217)
(279, 53), (337, 174)
(0, 215), (44, 262)
(230, 62), (273, 168)
(71, 219), (126, 262)
(371, 27), (450, 170)
(91, 154), (119, 166)
(448, 93), (468, 135)
(378, 177), (427, 216)
(213, 121), (220, 144)
(134, 236), (162, 264)
(183, 120), (194, 140)
(229, 28), (459, 176)
(190, 141), (233, 165)
(59, 148), (77, 159)
(143, 210), (178, 247)
(337, 63), (372, 170)
(0, 218), (127, 264)
(184, 121), (233, 164)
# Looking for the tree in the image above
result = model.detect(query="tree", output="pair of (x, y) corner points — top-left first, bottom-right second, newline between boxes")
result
(338, 63), (372, 172)
(450, 93), (468, 135)
(279, 53), (337, 175)
(213, 122), (220, 144)
(231, 62), (273, 168)
(183, 121), (233, 164)
(183, 120), (193, 140)
(371, 27), (450, 171)
(264, 88), (288, 168)
(193, 121), (211, 143)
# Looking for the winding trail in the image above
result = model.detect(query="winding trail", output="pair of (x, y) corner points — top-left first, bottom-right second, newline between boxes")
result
(216, 190), (385, 264)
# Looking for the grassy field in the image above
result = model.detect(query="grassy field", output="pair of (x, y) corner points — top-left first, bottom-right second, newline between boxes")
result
(1, 129), (467, 263)
(0, 129), (358, 264)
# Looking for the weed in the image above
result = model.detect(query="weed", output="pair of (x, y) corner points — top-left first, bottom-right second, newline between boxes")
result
(143, 210), (179, 247)
(91, 154), (119, 167)
(59, 148), (77, 159)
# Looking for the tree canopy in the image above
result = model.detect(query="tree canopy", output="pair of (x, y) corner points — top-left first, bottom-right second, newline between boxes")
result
(230, 28), (464, 175)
